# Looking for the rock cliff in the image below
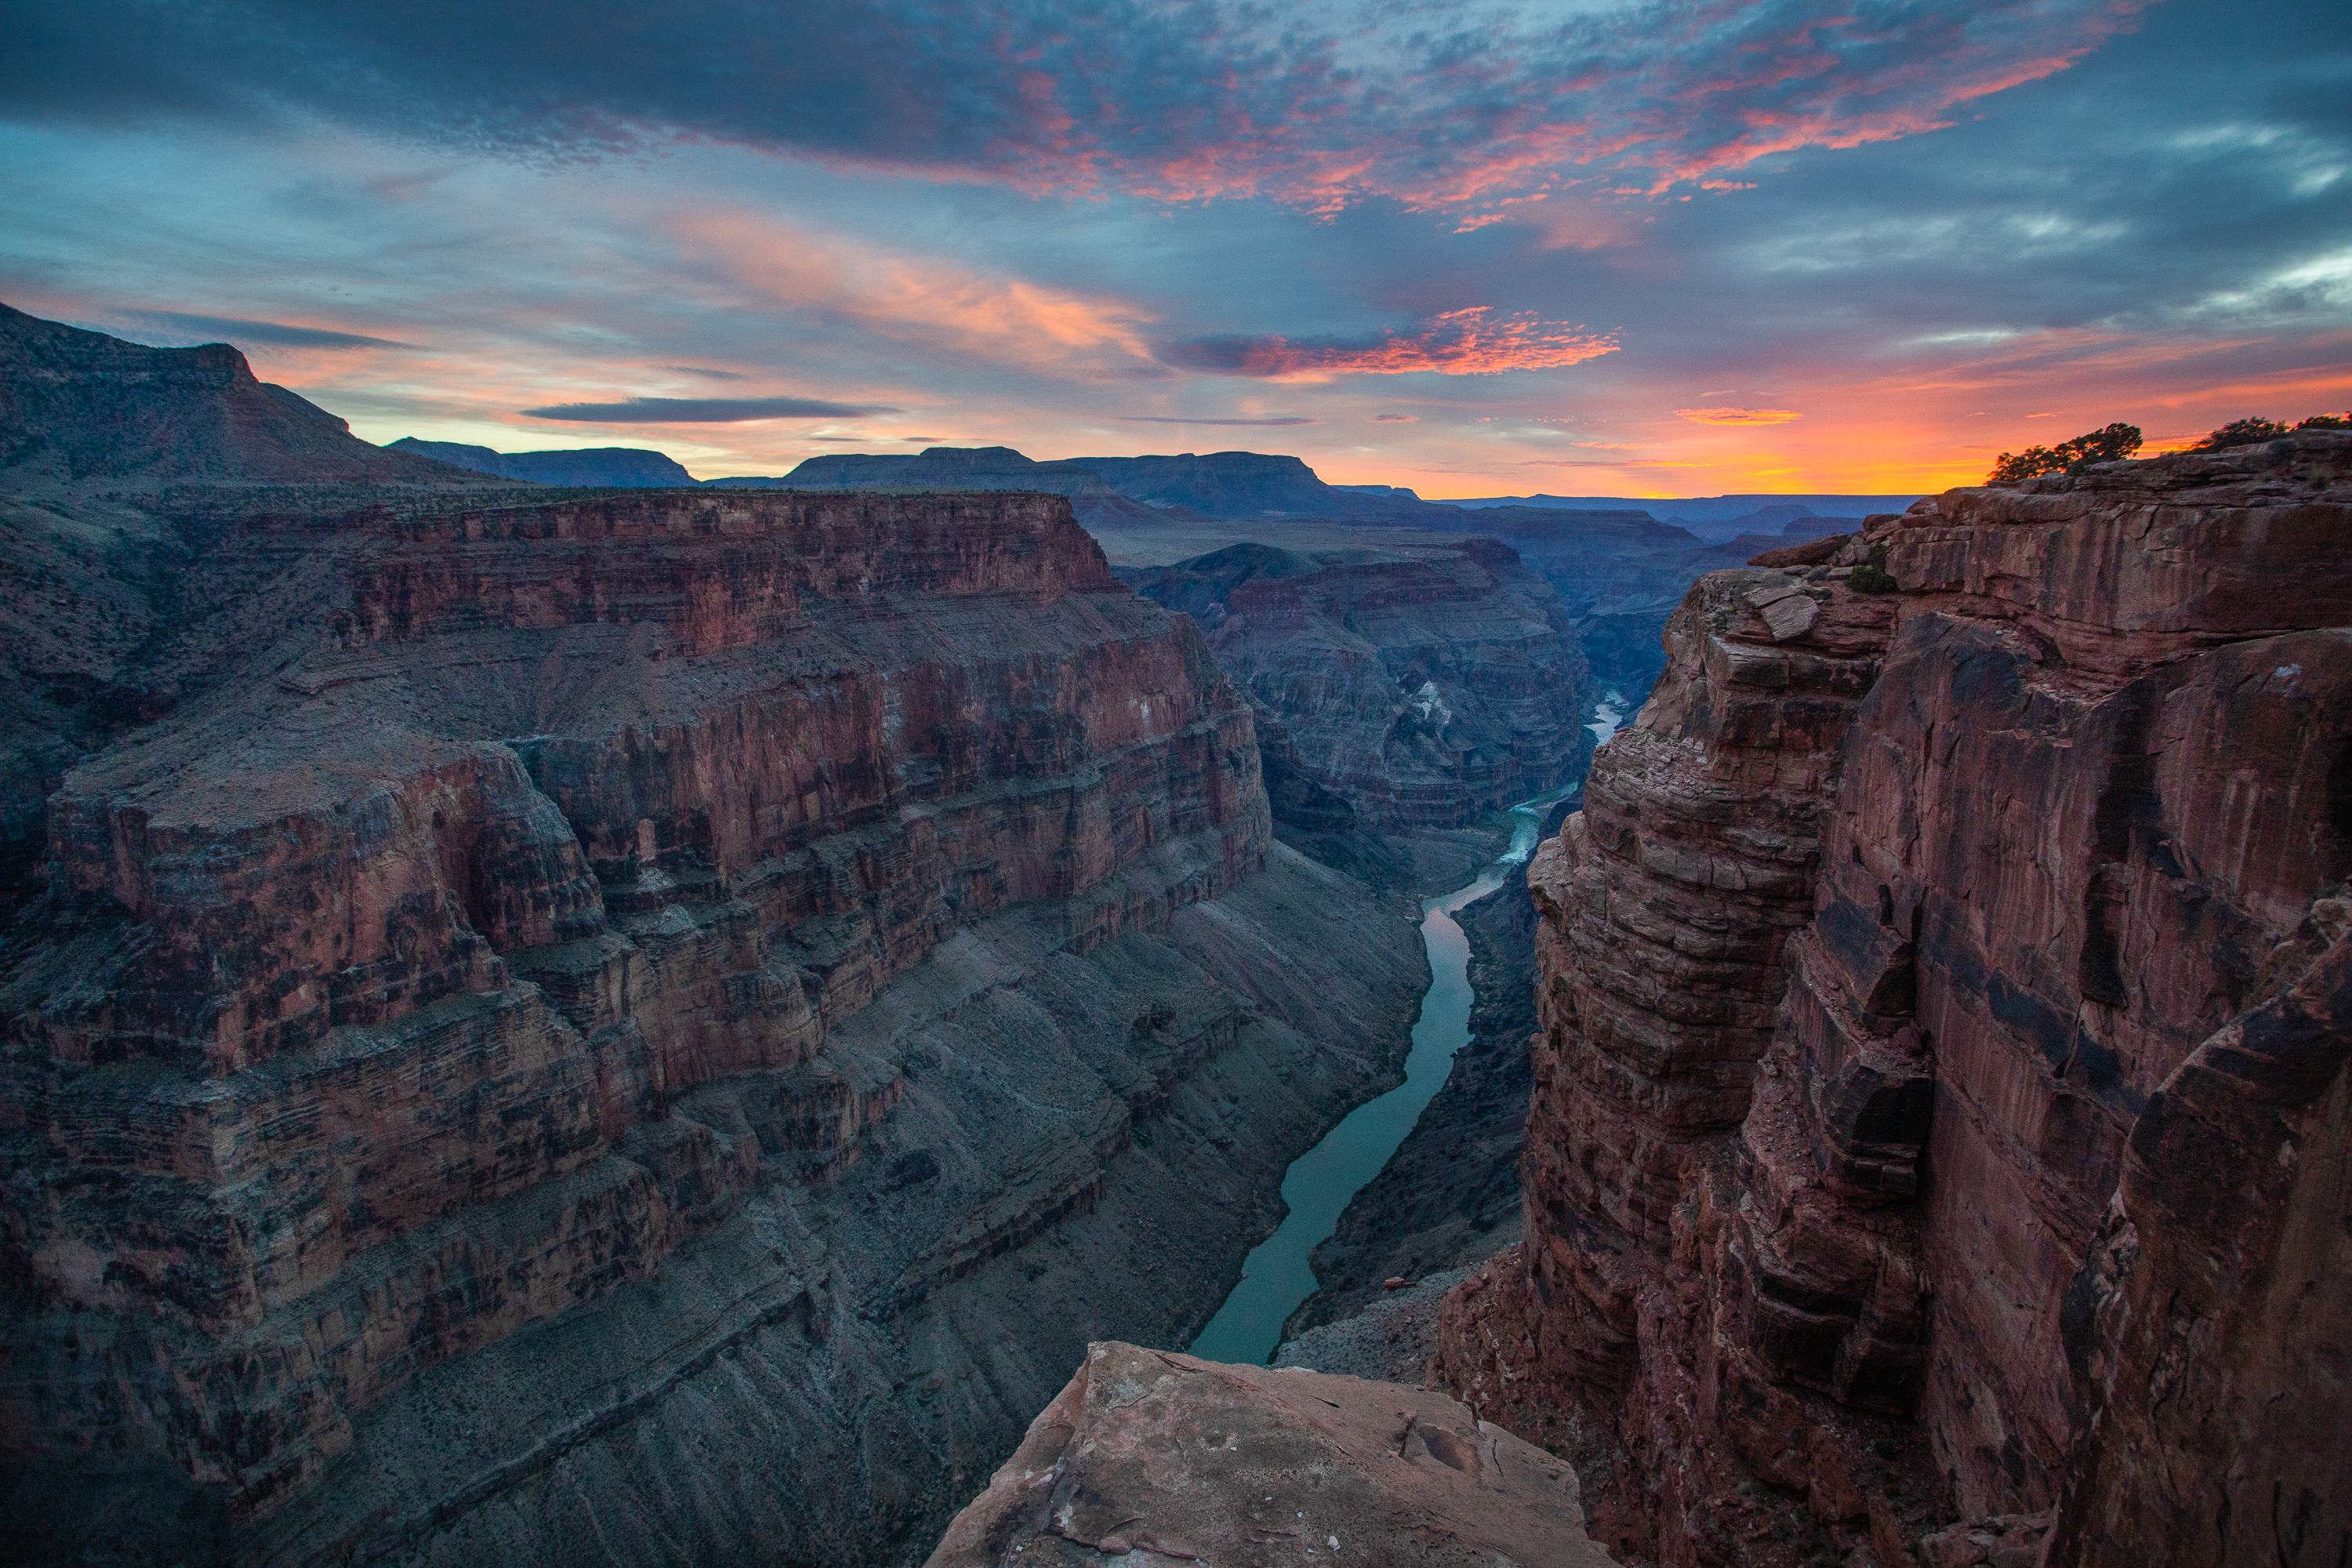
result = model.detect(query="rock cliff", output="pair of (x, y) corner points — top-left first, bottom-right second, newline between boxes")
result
(1118, 539), (1592, 834)
(0, 485), (1434, 1564)
(926, 1340), (1614, 1568)
(386, 439), (700, 488)
(747, 446), (1174, 529)
(0, 305), (491, 490)
(1437, 431), (2352, 1566)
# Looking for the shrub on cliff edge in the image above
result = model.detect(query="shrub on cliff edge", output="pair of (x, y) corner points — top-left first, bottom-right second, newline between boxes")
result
(1986, 422), (2143, 485)
(2184, 412), (2351, 452)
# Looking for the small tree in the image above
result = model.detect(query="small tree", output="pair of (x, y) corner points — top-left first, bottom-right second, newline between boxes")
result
(1986, 421), (2143, 485)
(2191, 416), (2292, 450)
(2184, 412), (2350, 452)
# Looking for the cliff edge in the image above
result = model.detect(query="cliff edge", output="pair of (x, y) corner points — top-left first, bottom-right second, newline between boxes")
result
(1437, 430), (2352, 1566)
(0, 488), (1435, 1564)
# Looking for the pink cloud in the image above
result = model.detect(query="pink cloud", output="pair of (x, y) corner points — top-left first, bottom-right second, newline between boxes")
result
(1161, 308), (1618, 381)
(1675, 406), (1803, 424)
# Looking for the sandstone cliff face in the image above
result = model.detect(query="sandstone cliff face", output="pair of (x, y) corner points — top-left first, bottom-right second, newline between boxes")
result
(1438, 432), (2352, 1566)
(747, 445), (1174, 529)
(1120, 538), (1593, 831)
(0, 305), (493, 490)
(0, 487), (1435, 1563)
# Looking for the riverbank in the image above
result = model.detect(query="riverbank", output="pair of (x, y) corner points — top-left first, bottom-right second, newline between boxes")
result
(1278, 873), (1538, 1339)
(1276, 688), (1629, 1344)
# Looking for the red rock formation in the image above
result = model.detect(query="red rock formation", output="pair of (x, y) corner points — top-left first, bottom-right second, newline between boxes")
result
(1121, 537), (1592, 829)
(0, 303), (500, 488)
(925, 1341), (1615, 1567)
(1439, 431), (2352, 1566)
(0, 488), (1272, 1522)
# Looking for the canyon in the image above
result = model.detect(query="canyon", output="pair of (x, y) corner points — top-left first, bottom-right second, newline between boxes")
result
(1428, 430), (2352, 1566)
(1116, 536), (1592, 866)
(13, 300), (2343, 1568)
(0, 312), (1439, 1565)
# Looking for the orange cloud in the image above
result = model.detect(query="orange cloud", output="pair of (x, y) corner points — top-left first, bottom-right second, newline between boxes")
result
(674, 212), (1159, 371)
(1676, 406), (1802, 424)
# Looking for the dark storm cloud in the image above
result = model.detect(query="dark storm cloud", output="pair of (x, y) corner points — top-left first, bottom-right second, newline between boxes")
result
(0, 0), (2148, 209)
(521, 395), (897, 421)
(115, 308), (414, 349)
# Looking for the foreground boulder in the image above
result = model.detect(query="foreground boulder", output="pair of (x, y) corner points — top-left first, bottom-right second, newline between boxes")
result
(926, 1341), (1614, 1567)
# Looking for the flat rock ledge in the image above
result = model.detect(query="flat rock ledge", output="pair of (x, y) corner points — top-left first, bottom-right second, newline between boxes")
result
(924, 1340), (1615, 1567)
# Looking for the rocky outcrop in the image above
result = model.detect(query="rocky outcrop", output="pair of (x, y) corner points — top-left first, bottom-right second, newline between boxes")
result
(751, 446), (1174, 528)
(386, 439), (699, 487)
(1438, 508), (1809, 699)
(1437, 431), (2352, 1566)
(924, 1340), (1614, 1568)
(1120, 539), (1592, 831)
(0, 305), (494, 490)
(0, 485), (1436, 1564)
(1060, 451), (1413, 521)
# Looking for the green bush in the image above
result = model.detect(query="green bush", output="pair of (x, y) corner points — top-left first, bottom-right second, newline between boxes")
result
(1986, 421), (2143, 484)
(1849, 546), (1900, 594)
(2183, 411), (2350, 452)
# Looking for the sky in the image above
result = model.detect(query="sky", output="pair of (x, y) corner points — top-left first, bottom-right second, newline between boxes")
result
(3, 0), (2347, 496)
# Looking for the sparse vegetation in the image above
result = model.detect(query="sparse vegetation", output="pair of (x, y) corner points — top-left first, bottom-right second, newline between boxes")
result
(2183, 411), (2351, 452)
(1849, 546), (1900, 593)
(1986, 421), (2143, 485)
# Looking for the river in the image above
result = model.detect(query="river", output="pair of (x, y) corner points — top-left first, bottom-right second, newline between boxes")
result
(1185, 690), (1628, 1364)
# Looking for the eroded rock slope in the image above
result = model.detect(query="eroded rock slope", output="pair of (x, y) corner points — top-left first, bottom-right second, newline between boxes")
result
(1438, 432), (2352, 1566)
(0, 486), (1431, 1565)
(1119, 539), (1592, 835)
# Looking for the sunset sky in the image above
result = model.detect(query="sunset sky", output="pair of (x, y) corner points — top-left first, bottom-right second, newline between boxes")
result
(5, 0), (2347, 495)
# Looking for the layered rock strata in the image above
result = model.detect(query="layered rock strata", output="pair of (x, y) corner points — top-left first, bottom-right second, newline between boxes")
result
(0, 488), (1432, 1563)
(733, 445), (1174, 529)
(925, 1340), (1614, 1568)
(1438, 432), (2352, 1566)
(1120, 539), (1592, 831)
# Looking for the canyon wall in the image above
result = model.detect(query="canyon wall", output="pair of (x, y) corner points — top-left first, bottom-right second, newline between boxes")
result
(0, 487), (1433, 1564)
(0, 303), (491, 489)
(1438, 432), (2352, 1566)
(1119, 538), (1592, 834)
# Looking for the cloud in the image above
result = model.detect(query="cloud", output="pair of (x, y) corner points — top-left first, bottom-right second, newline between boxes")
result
(1, 1), (2151, 216)
(521, 395), (896, 422)
(1675, 406), (1803, 424)
(1525, 458), (1708, 468)
(678, 212), (1157, 371)
(1117, 415), (1317, 426)
(114, 308), (412, 349)
(659, 365), (746, 379)
(1160, 308), (1617, 379)
(1370, 414), (1418, 422)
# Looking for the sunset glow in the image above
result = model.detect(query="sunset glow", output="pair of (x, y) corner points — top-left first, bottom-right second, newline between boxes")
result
(3, 0), (2343, 495)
